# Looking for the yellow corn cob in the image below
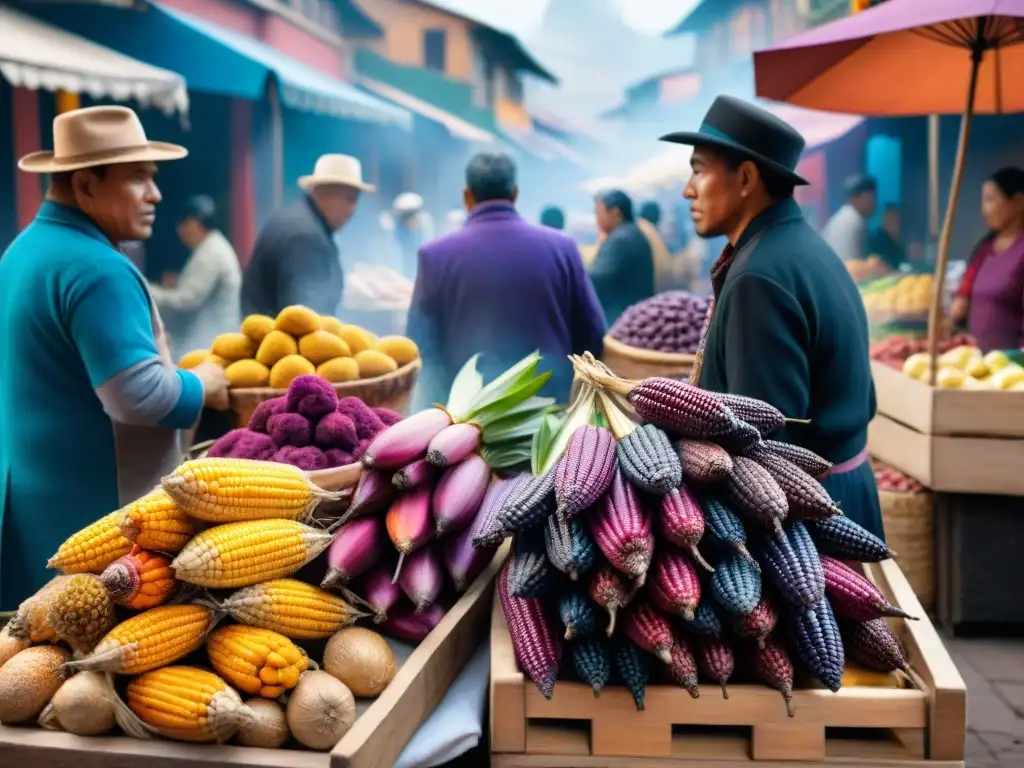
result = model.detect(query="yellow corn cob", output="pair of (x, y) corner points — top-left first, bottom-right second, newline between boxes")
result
(48, 510), (134, 574)
(119, 487), (195, 554)
(172, 519), (332, 589)
(8, 575), (72, 642)
(221, 578), (366, 639)
(67, 604), (215, 674)
(161, 457), (341, 523)
(207, 624), (307, 698)
(47, 573), (117, 653)
(127, 666), (252, 743)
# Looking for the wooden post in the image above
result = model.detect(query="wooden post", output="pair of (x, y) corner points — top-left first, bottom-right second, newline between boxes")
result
(927, 115), (940, 240)
(926, 46), (982, 386)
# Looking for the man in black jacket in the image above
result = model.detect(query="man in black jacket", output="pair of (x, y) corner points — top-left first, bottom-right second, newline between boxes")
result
(663, 96), (883, 540)
(242, 154), (374, 317)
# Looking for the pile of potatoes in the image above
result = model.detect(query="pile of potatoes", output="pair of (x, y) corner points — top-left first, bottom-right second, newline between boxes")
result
(178, 305), (420, 390)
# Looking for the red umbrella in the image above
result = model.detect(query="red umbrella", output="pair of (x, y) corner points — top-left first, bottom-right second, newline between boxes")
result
(753, 0), (1024, 383)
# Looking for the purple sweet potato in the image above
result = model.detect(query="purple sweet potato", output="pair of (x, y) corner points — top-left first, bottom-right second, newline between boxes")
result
(353, 438), (371, 460)
(227, 431), (277, 461)
(207, 428), (249, 458)
(273, 445), (328, 471)
(324, 448), (355, 467)
(286, 375), (338, 420)
(314, 412), (359, 451)
(267, 412), (313, 448)
(338, 396), (385, 440)
(249, 397), (286, 433)
(373, 407), (403, 427)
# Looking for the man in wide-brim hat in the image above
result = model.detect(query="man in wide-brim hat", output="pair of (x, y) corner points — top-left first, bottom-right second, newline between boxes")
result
(665, 95), (883, 540)
(242, 154), (375, 317)
(0, 105), (230, 609)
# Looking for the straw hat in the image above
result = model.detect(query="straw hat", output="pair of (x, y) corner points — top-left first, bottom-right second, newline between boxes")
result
(18, 105), (187, 174)
(299, 154), (376, 192)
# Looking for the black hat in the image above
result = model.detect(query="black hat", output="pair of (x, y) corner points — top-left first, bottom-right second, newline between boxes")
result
(660, 95), (809, 186)
(178, 194), (217, 228)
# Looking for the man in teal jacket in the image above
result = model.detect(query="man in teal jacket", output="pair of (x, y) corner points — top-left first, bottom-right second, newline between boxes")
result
(662, 96), (883, 540)
(0, 106), (229, 608)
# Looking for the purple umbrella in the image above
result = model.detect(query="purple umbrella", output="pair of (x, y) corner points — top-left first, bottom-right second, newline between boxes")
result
(754, 0), (1024, 381)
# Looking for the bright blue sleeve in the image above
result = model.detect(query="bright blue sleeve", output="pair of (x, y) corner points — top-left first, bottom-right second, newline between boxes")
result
(64, 256), (204, 429)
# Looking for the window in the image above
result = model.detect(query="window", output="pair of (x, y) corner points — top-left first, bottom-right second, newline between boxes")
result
(423, 29), (446, 71)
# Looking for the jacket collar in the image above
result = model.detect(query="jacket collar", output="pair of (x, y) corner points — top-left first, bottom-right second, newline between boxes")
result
(36, 200), (114, 246)
(734, 197), (803, 252)
(303, 194), (336, 239)
(467, 200), (518, 224)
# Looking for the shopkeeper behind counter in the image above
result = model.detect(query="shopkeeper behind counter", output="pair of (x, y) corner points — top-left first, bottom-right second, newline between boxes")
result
(0, 107), (230, 609)
(664, 96), (883, 540)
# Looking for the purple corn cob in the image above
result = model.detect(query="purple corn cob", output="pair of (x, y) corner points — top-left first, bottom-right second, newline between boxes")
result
(426, 422), (480, 468)
(380, 603), (445, 642)
(500, 470), (556, 534)
(713, 393), (787, 436)
(589, 467), (654, 584)
(361, 407), (452, 470)
(754, 452), (842, 521)
(752, 636), (796, 717)
(392, 458), (434, 490)
(398, 546), (444, 611)
(756, 519), (826, 608)
(748, 440), (832, 479)
(345, 469), (396, 520)
(677, 438), (733, 483)
(659, 486), (713, 571)
(787, 597), (845, 692)
(696, 637), (735, 699)
(648, 548), (702, 620)
(731, 595), (778, 648)
(554, 425), (617, 517)
(509, 529), (555, 598)
(808, 516), (894, 562)
(545, 510), (597, 581)
(842, 617), (912, 674)
(622, 601), (673, 663)
(498, 559), (562, 699)
(588, 562), (634, 635)
(820, 555), (917, 622)
(626, 378), (736, 438)
(443, 508), (498, 593)
(666, 631), (700, 699)
(725, 456), (788, 535)
(433, 454), (491, 535)
(321, 517), (383, 590)
(685, 600), (723, 638)
(472, 475), (528, 549)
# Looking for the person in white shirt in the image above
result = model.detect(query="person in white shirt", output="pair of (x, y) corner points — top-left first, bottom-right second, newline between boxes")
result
(821, 175), (877, 262)
(149, 195), (242, 358)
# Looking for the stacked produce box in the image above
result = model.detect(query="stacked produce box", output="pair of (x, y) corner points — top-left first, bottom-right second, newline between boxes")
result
(480, 354), (915, 716)
(859, 274), (932, 341)
(0, 353), (552, 755)
(179, 303), (420, 389)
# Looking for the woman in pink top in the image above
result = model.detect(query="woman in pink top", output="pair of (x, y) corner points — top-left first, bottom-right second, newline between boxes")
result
(950, 167), (1024, 352)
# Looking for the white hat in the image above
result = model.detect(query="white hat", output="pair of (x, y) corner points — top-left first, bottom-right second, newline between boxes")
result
(299, 154), (376, 192)
(19, 105), (186, 173)
(393, 192), (423, 213)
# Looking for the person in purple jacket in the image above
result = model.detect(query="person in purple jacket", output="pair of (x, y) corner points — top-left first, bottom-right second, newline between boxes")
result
(407, 152), (606, 409)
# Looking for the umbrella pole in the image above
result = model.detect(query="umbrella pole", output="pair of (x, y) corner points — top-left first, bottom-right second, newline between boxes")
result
(926, 51), (982, 385)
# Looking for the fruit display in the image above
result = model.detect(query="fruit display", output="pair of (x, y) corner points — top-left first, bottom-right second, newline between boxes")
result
(901, 345), (1024, 390)
(872, 459), (926, 495)
(482, 353), (914, 716)
(860, 274), (932, 324)
(0, 353), (555, 751)
(845, 255), (891, 284)
(206, 375), (401, 469)
(177, 304), (420, 389)
(870, 333), (976, 370)
(609, 291), (710, 355)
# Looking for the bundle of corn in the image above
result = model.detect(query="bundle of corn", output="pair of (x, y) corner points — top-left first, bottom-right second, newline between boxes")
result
(482, 352), (914, 715)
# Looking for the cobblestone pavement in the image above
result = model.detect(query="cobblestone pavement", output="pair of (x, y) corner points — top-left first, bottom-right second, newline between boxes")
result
(943, 635), (1024, 767)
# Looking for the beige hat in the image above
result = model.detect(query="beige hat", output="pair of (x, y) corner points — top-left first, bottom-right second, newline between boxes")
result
(299, 154), (376, 193)
(393, 192), (423, 213)
(18, 105), (187, 174)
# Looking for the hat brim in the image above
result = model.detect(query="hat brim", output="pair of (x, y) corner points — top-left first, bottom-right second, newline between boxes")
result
(660, 131), (809, 186)
(298, 175), (376, 193)
(18, 141), (188, 174)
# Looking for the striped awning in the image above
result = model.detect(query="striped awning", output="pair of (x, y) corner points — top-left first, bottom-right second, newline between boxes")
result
(358, 77), (495, 143)
(0, 5), (187, 115)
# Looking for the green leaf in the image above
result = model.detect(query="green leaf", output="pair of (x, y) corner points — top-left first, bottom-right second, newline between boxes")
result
(531, 410), (563, 476)
(483, 443), (534, 469)
(445, 354), (484, 419)
(485, 419), (544, 445)
(471, 371), (552, 427)
(540, 387), (596, 475)
(478, 396), (554, 438)
(591, 411), (608, 428)
(466, 352), (541, 414)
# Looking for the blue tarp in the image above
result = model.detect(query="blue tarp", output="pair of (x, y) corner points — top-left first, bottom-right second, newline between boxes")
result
(18, 1), (410, 128)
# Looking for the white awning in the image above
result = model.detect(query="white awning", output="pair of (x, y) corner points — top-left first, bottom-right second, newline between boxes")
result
(359, 76), (494, 143)
(0, 6), (188, 116)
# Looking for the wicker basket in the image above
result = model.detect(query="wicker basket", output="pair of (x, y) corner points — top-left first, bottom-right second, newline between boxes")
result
(879, 488), (935, 614)
(227, 358), (421, 429)
(601, 335), (696, 381)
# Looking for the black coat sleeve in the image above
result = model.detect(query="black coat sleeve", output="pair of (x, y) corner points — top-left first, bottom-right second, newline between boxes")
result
(723, 273), (811, 444)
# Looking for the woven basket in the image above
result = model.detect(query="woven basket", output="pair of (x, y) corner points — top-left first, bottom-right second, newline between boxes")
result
(227, 358), (421, 429)
(878, 488), (935, 613)
(601, 335), (696, 381)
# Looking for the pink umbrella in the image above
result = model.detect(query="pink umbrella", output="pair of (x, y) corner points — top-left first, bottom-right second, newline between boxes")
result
(754, 0), (1024, 383)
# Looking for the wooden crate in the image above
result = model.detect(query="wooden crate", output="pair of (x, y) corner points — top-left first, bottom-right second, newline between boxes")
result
(0, 541), (509, 768)
(869, 361), (1024, 494)
(490, 559), (966, 767)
